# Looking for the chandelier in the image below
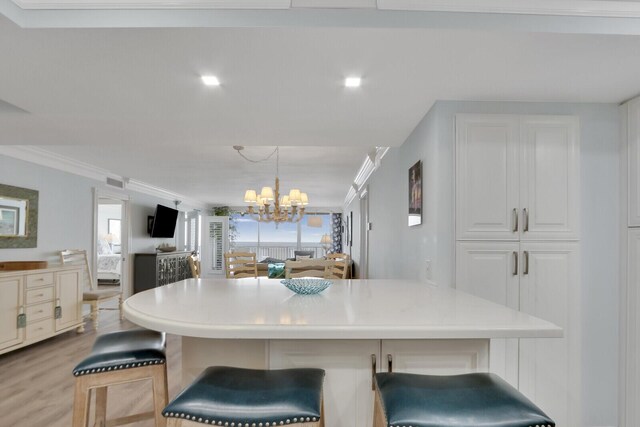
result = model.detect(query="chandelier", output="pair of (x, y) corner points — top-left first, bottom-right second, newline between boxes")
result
(237, 146), (308, 223)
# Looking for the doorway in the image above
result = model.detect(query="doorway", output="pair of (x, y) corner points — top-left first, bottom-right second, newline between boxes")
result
(93, 189), (130, 296)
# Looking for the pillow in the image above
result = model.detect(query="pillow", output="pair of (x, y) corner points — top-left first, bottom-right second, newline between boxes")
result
(296, 255), (311, 261)
(260, 257), (285, 264)
(294, 250), (314, 258)
(268, 263), (286, 279)
(97, 239), (112, 255)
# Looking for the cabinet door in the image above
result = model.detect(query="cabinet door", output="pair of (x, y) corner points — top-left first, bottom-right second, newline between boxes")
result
(269, 340), (379, 427)
(0, 276), (24, 351)
(520, 116), (580, 240)
(519, 242), (580, 427)
(380, 339), (489, 376)
(55, 269), (83, 331)
(456, 114), (520, 240)
(626, 229), (640, 425)
(455, 242), (520, 387)
(629, 99), (640, 226)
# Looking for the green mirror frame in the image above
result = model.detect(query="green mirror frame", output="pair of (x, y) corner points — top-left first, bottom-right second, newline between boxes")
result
(0, 183), (38, 248)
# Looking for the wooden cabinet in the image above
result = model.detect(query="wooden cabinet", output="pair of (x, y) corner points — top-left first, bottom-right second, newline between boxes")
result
(455, 241), (580, 426)
(55, 269), (83, 331)
(0, 266), (83, 355)
(134, 251), (193, 293)
(456, 114), (580, 241)
(0, 275), (24, 352)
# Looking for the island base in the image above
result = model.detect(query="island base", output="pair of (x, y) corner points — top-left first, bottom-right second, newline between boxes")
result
(182, 337), (490, 427)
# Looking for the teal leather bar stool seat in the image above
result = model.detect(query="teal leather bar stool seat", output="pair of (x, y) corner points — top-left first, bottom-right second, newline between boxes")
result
(374, 372), (555, 427)
(72, 329), (169, 427)
(163, 366), (325, 427)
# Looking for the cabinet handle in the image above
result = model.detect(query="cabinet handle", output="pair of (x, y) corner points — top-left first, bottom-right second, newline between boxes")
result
(512, 251), (518, 276)
(387, 354), (393, 373)
(35, 293), (44, 297)
(523, 251), (529, 275)
(523, 208), (529, 232)
(371, 354), (377, 391)
(512, 208), (518, 232)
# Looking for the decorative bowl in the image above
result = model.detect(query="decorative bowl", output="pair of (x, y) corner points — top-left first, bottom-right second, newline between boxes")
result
(280, 278), (332, 295)
(157, 246), (176, 253)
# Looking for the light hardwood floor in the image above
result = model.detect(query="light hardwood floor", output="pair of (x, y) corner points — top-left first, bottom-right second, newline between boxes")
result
(0, 300), (182, 427)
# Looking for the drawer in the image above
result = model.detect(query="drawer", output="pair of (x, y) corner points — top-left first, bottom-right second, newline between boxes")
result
(26, 273), (54, 288)
(26, 287), (54, 305)
(26, 302), (54, 322)
(26, 318), (54, 341)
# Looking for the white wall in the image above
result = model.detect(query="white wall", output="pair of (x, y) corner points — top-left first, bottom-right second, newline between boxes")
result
(349, 100), (621, 426)
(0, 154), (195, 264)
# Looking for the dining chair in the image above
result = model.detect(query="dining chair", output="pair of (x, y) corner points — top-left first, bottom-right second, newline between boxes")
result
(325, 253), (350, 279)
(224, 252), (258, 278)
(60, 249), (123, 331)
(187, 254), (200, 279)
(285, 259), (334, 279)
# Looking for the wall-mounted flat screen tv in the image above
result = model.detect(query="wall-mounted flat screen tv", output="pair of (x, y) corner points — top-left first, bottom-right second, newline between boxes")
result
(150, 204), (179, 238)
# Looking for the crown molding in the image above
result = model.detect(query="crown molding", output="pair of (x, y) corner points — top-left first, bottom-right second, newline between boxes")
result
(378, 0), (640, 18)
(0, 146), (207, 210)
(344, 147), (389, 208)
(11, 0), (290, 10)
(10, 0), (640, 17)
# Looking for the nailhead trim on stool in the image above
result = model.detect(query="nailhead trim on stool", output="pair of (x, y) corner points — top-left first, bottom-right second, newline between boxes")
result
(375, 372), (555, 427)
(162, 366), (324, 426)
(71, 329), (169, 427)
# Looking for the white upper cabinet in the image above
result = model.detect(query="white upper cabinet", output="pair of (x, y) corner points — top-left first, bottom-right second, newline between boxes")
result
(520, 116), (580, 240)
(456, 115), (520, 240)
(456, 114), (580, 241)
(628, 98), (640, 226)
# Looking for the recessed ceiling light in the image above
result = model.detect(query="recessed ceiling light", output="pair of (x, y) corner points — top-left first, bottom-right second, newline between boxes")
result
(345, 77), (361, 88)
(201, 75), (220, 86)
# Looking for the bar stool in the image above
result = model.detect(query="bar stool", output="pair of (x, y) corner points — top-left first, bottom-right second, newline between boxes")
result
(163, 366), (325, 427)
(373, 372), (555, 427)
(72, 329), (169, 427)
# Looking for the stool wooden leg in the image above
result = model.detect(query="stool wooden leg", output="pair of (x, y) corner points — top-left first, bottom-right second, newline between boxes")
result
(151, 364), (169, 427)
(373, 388), (386, 427)
(118, 296), (124, 321)
(72, 377), (91, 427)
(94, 386), (108, 427)
(90, 301), (99, 330)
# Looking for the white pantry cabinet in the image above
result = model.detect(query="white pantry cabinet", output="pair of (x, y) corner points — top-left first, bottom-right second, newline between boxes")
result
(455, 242), (520, 386)
(628, 98), (640, 226)
(456, 114), (580, 241)
(0, 266), (83, 355)
(456, 241), (580, 426)
(625, 229), (640, 425)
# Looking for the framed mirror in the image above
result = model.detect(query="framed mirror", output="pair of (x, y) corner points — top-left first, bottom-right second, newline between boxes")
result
(0, 183), (38, 248)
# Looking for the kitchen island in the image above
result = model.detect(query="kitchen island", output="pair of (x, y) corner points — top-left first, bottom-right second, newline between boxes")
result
(124, 278), (562, 427)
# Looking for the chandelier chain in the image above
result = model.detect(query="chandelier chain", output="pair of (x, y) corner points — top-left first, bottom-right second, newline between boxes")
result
(234, 146), (278, 164)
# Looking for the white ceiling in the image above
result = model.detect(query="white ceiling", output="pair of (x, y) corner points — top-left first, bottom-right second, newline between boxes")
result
(2, 13), (640, 205)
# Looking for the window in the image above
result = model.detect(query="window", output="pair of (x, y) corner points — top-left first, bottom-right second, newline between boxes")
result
(231, 213), (333, 260)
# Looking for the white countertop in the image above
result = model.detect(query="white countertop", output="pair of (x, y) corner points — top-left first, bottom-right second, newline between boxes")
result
(123, 278), (562, 340)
